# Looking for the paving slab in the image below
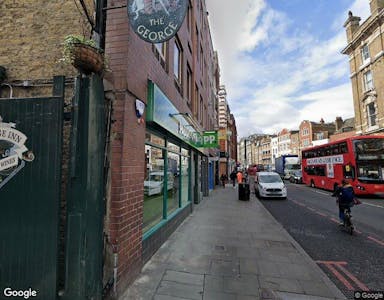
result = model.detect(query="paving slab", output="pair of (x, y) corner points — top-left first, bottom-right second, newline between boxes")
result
(119, 187), (346, 300)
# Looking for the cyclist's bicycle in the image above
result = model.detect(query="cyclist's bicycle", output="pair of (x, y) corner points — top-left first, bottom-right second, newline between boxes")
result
(340, 207), (354, 235)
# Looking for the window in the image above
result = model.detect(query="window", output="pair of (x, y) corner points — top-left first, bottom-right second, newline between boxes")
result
(186, 64), (192, 107)
(173, 39), (182, 82)
(153, 42), (168, 70)
(302, 128), (309, 136)
(199, 96), (203, 125)
(363, 70), (373, 91)
(361, 44), (370, 63)
(155, 43), (166, 61)
(194, 84), (199, 118)
(367, 102), (377, 127)
(167, 151), (180, 215)
(143, 144), (165, 232)
(316, 132), (324, 140)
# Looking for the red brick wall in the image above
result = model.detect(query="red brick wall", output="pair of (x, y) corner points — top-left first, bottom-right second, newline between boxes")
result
(105, 0), (217, 295)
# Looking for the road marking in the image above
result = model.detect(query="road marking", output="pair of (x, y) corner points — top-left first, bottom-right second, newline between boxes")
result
(313, 190), (330, 196)
(337, 264), (369, 291)
(316, 211), (327, 217)
(362, 203), (384, 209)
(316, 261), (369, 291)
(330, 218), (339, 223)
(368, 236), (384, 247)
(320, 263), (354, 290)
(307, 206), (316, 212)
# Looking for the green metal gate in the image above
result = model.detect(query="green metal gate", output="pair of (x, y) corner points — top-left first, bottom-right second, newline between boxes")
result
(0, 76), (64, 299)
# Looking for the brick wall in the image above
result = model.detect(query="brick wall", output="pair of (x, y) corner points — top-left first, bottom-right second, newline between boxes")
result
(105, 0), (218, 296)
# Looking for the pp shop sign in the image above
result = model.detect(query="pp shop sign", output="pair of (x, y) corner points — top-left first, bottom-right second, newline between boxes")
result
(128, 0), (188, 43)
(201, 131), (218, 148)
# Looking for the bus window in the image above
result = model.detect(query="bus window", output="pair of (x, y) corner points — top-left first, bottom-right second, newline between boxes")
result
(340, 142), (348, 154)
(315, 166), (325, 176)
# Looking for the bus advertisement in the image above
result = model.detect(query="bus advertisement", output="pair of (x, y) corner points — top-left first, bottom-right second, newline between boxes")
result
(301, 135), (384, 197)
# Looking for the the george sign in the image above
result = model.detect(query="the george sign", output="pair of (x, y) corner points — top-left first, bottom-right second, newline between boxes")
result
(127, 0), (188, 43)
(0, 116), (34, 189)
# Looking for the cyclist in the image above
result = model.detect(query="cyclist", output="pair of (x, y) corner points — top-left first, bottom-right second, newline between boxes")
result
(332, 179), (355, 225)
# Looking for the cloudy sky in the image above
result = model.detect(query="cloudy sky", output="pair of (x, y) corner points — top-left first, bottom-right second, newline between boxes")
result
(206, 0), (371, 138)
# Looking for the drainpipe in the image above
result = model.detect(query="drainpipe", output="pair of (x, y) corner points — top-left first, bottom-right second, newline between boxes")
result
(113, 250), (118, 294)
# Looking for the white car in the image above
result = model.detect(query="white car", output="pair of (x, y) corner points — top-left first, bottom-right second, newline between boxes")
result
(144, 171), (174, 196)
(255, 171), (287, 199)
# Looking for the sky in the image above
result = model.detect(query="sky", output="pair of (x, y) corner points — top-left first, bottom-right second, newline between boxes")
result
(205, 0), (371, 138)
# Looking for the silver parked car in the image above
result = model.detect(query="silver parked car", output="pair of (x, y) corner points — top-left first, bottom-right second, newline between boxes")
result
(254, 171), (287, 199)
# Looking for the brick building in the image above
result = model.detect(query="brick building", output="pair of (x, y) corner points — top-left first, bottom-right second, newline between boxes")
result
(0, 0), (228, 299)
(299, 119), (336, 151)
(105, 0), (222, 296)
(342, 0), (384, 135)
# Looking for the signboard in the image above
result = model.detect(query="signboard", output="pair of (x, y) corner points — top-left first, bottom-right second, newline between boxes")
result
(202, 131), (218, 148)
(307, 155), (344, 166)
(146, 81), (218, 149)
(0, 117), (34, 189)
(127, 0), (188, 43)
(327, 163), (334, 178)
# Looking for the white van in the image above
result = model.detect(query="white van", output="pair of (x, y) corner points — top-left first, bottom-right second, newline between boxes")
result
(144, 171), (174, 196)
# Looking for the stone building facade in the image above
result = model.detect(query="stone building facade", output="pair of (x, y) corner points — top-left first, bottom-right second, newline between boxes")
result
(342, 0), (384, 135)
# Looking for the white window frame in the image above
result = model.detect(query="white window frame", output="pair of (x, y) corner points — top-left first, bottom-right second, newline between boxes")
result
(155, 43), (167, 61)
(361, 44), (370, 63)
(173, 39), (182, 82)
(366, 102), (377, 127)
(363, 70), (374, 92)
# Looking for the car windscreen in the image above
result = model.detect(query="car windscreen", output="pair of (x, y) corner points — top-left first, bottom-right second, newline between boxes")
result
(146, 174), (163, 181)
(259, 175), (282, 183)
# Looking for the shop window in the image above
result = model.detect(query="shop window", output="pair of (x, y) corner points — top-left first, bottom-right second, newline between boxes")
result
(181, 153), (189, 207)
(167, 152), (180, 215)
(143, 145), (165, 233)
(167, 141), (180, 153)
(146, 132), (165, 147)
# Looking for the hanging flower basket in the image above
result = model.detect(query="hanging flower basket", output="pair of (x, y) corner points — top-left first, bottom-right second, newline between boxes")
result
(70, 43), (104, 74)
(61, 35), (105, 75)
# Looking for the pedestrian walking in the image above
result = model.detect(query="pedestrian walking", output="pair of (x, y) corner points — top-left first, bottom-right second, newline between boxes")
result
(230, 170), (237, 188)
(236, 170), (243, 184)
(220, 173), (228, 188)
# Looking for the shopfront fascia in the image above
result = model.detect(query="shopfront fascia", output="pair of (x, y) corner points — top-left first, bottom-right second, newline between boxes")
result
(143, 81), (207, 242)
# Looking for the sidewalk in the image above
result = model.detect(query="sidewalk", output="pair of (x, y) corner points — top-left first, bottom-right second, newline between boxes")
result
(120, 185), (346, 300)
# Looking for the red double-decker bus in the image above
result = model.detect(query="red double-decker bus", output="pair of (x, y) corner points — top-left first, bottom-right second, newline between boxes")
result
(301, 135), (384, 196)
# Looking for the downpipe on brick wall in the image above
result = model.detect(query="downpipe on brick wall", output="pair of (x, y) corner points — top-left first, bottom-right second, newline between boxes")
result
(113, 252), (118, 295)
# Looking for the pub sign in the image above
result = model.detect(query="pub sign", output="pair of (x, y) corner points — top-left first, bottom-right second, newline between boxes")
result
(127, 0), (188, 43)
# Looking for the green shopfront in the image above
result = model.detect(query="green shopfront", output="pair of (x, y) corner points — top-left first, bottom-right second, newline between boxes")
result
(142, 81), (206, 262)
